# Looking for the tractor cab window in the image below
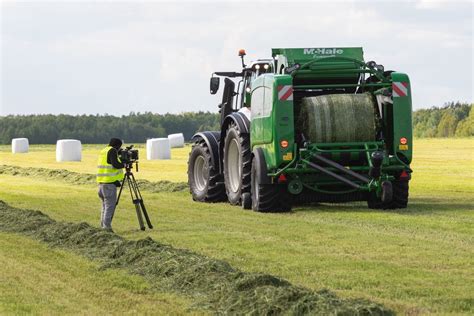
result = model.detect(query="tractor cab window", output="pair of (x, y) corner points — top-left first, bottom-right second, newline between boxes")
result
(251, 86), (264, 118)
(250, 83), (272, 118)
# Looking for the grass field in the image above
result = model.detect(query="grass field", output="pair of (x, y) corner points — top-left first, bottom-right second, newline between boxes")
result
(0, 138), (473, 314)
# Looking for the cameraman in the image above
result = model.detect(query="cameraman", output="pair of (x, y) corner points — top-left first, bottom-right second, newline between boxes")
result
(96, 138), (124, 232)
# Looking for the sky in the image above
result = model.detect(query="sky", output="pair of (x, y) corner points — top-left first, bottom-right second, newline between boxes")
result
(0, 0), (473, 115)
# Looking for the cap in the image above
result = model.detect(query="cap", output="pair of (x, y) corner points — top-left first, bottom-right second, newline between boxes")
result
(109, 138), (123, 148)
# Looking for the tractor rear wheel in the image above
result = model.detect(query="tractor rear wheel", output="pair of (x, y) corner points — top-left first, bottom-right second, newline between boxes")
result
(188, 140), (226, 202)
(367, 178), (409, 209)
(251, 151), (291, 212)
(223, 122), (251, 205)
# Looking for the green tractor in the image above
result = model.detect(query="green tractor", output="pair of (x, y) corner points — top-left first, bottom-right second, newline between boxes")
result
(188, 47), (412, 212)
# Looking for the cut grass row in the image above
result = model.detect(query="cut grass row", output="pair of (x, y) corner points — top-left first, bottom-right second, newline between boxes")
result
(0, 201), (391, 315)
(0, 231), (194, 315)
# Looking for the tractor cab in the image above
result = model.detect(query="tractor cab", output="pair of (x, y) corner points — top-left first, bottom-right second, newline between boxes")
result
(209, 51), (274, 124)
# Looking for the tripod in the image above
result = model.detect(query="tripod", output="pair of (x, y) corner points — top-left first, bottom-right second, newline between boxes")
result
(116, 163), (153, 231)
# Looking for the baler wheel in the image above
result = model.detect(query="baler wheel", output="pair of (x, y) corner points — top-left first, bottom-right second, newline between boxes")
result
(188, 141), (226, 202)
(368, 178), (409, 209)
(223, 121), (251, 205)
(390, 179), (409, 208)
(251, 153), (291, 212)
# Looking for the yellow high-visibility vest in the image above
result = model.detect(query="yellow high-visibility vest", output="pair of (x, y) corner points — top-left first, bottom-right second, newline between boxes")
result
(96, 146), (124, 183)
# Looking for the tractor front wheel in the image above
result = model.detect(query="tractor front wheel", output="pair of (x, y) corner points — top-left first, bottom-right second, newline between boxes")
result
(188, 141), (226, 202)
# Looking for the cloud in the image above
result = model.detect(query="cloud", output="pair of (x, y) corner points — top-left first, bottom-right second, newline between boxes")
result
(415, 0), (454, 10)
(1, 1), (472, 115)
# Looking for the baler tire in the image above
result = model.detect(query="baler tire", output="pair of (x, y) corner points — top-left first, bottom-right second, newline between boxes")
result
(251, 156), (291, 212)
(367, 179), (409, 209)
(381, 181), (393, 204)
(223, 121), (251, 205)
(390, 179), (409, 209)
(188, 141), (226, 202)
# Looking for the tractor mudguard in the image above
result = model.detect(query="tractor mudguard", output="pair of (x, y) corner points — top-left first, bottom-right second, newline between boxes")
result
(191, 131), (221, 168)
(219, 112), (251, 170)
(221, 112), (250, 136)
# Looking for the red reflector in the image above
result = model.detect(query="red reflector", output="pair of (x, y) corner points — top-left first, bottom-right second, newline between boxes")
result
(400, 137), (408, 145)
(278, 174), (287, 183)
(400, 170), (409, 179)
(280, 140), (289, 148)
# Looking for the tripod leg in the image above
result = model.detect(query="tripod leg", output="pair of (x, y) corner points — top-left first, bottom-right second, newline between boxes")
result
(127, 176), (145, 230)
(135, 203), (145, 231)
(116, 176), (127, 206)
(139, 200), (153, 229)
(130, 173), (153, 229)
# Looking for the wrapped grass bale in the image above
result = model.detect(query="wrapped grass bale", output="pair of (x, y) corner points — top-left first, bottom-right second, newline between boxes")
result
(11, 138), (29, 153)
(56, 139), (82, 162)
(298, 93), (377, 143)
(168, 133), (185, 148)
(147, 138), (171, 160)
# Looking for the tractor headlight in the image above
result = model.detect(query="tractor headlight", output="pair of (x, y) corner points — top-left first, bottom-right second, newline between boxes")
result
(255, 64), (261, 70)
(264, 64), (269, 70)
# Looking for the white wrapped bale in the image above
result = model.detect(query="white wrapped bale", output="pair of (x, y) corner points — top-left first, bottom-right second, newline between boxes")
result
(11, 138), (29, 153)
(168, 133), (185, 148)
(146, 138), (156, 160)
(56, 139), (82, 162)
(147, 138), (171, 160)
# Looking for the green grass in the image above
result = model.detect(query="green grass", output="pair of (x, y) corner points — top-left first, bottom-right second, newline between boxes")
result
(0, 138), (473, 314)
(0, 232), (196, 315)
(1, 203), (391, 315)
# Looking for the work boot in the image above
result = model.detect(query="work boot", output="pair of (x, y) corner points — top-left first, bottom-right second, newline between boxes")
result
(102, 227), (114, 233)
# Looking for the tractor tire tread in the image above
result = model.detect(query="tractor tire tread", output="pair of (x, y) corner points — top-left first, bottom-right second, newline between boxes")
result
(188, 140), (226, 202)
(223, 121), (251, 205)
(252, 157), (291, 212)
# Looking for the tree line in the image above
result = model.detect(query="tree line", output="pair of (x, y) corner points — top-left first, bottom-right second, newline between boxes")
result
(413, 102), (473, 138)
(0, 112), (220, 144)
(0, 102), (472, 144)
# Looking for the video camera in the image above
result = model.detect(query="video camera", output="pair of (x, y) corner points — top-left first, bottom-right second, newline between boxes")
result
(116, 144), (152, 230)
(119, 145), (139, 168)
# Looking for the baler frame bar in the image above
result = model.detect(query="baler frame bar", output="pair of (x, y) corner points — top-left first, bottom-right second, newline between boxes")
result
(302, 159), (363, 189)
(267, 140), (403, 195)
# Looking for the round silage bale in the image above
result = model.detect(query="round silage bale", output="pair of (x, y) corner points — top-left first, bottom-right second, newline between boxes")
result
(168, 133), (185, 148)
(147, 138), (171, 160)
(298, 93), (377, 143)
(56, 139), (82, 162)
(11, 138), (29, 153)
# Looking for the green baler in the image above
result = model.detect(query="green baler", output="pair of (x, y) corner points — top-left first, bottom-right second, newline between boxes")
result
(188, 47), (412, 212)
